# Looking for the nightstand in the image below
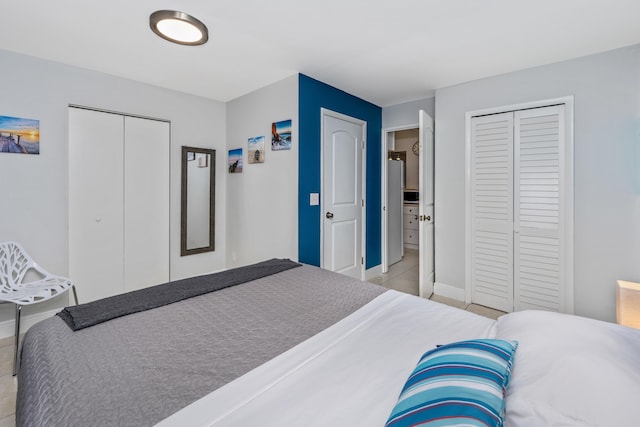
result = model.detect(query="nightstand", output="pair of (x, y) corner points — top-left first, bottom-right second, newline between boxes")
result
(616, 280), (640, 328)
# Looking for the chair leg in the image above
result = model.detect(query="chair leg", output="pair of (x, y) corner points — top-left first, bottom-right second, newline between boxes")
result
(72, 285), (79, 305)
(13, 304), (22, 377)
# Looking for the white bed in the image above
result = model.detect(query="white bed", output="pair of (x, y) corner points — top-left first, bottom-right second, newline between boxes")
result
(158, 290), (640, 427)
(18, 262), (640, 427)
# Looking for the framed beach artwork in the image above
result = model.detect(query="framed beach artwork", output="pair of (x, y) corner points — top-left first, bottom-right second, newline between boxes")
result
(228, 148), (243, 173)
(271, 119), (292, 151)
(248, 136), (265, 164)
(0, 115), (40, 154)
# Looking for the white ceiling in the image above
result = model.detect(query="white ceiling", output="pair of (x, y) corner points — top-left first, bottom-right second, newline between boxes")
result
(1, 0), (639, 107)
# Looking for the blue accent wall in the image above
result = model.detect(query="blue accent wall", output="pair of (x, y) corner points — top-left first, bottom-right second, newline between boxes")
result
(298, 74), (382, 270)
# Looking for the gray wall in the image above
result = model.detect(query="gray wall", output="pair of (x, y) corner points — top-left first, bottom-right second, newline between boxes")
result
(0, 49), (227, 325)
(225, 75), (298, 267)
(383, 97), (435, 129)
(434, 44), (640, 322)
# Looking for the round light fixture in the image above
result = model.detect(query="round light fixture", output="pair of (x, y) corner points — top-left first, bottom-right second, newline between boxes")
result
(150, 10), (208, 46)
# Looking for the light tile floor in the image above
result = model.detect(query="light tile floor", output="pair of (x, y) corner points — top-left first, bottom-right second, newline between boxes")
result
(0, 253), (505, 426)
(0, 336), (16, 427)
(370, 248), (506, 320)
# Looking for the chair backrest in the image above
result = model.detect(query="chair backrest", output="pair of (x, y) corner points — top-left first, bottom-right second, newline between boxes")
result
(0, 242), (37, 291)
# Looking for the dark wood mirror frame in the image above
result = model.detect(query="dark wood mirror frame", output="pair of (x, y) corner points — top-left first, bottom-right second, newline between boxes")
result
(181, 146), (216, 256)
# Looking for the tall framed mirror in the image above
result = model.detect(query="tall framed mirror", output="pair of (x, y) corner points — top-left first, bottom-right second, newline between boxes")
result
(181, 146), (216, 256)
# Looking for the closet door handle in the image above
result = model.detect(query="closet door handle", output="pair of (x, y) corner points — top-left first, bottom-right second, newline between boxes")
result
(326, 212), (334, 219)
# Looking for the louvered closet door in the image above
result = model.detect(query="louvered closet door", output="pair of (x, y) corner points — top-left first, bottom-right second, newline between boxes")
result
(514, 105), (565, 311)
(470, 112), (514, 312)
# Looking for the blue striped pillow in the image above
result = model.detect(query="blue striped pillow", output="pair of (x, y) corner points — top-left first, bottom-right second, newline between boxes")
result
(385, 339), (518, 427)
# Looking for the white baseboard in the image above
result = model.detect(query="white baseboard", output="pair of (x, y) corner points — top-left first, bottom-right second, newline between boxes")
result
(0, 308), (60, 340)
(365, 265), (382, 281)
(433, 281), (466, 302)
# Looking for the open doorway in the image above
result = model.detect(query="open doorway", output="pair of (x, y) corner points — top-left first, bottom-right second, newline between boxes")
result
(381, 126), (420, 295)
(381, 111), (434, 298)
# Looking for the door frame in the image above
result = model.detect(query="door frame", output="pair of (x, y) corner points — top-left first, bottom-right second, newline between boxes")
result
(382, 124), (418, 273)
(464, 96), (575, 313)
(320, 108), (367, 280)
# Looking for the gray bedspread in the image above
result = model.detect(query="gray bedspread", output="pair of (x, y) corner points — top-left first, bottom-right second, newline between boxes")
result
(17, 264), (386, 427)
(57, 258), (301, 331)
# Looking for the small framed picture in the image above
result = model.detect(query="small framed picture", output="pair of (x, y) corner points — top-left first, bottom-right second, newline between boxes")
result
(248, 136), (265, 163)
(271, 119), (292, 151)
(228, 148), (243, 173)
(0, 115), (40, 155)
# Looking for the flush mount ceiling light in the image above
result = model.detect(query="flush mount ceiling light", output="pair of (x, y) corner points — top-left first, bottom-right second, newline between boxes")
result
(150, 10), (208, 46)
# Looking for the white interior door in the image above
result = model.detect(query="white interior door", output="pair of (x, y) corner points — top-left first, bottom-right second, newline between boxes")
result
(123, 116), (170, 292)
(418, 110), (435, 297)
(382, 130), (396, 273)
(69, 108), (125, 303)
(322, 110), (365, 280)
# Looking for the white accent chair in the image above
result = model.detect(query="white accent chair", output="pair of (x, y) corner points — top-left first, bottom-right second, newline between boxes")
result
(0, 242), (78, 375)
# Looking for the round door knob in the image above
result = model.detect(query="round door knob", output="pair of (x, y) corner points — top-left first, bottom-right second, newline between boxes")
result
(426, 215), (431, 221)
(326, 212), (334, 219)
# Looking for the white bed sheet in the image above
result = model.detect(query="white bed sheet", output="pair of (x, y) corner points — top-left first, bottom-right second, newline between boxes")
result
(156, 290), (497, 427)
(496, 310), (640, 427)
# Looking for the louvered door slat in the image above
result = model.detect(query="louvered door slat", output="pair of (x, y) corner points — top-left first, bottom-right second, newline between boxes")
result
(514, 106), (564, 311)
(470, 113), (514, 312)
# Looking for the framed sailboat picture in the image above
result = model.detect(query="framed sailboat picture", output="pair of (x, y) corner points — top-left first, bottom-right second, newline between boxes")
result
(248, 136), (265, 163)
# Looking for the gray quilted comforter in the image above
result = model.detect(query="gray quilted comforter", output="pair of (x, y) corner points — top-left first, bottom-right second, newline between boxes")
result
(17, 264), (386, 426)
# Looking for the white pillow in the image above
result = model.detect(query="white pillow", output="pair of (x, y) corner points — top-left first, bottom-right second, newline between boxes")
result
(496, 310), (640, 427)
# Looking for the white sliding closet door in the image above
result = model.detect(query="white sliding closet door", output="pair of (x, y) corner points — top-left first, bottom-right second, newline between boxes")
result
(469, 103), (571, 313)
(69, 107), (170, 303)
(123, 117), (170, 293)
(69, 109), (125, 303)
(469, 112), (514, 312)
